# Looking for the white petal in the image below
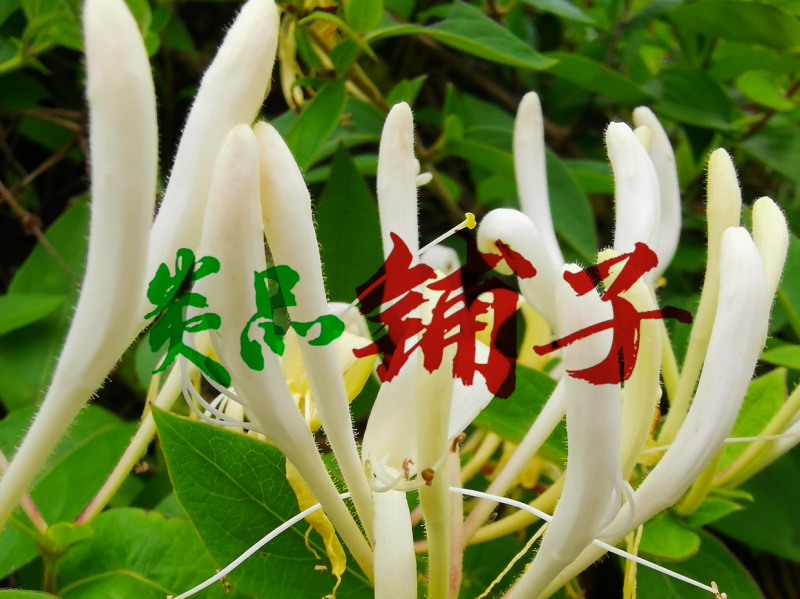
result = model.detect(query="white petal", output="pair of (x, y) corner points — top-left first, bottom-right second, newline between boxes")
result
(477, 208), (559, 328)
(632, 107), (681, 280)
(197, 124), (373, 575)
(514, 92), (564, 270)
(254, 121), (374, 536)
(373, 490), (417, 599)
(147, 0), (279, 281)
(607, 122), (660, 257)
(0, 0), (157, 531)
(377, 103), (420, 259)
(507, 265), (621, 599)
(447, 341), (496, 440)
(752, 196), (789, 302)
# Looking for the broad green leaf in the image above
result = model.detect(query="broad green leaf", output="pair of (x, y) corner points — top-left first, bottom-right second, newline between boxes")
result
(0, 200), (88, 410)
(656, 67), (734, 130)
(316, 147), (383, 303)
(544, 52), (654, 104)
(20, 0), (82, 52)
(637, 530), (764, 598)
(761, 345), (800, 369)
(520, 0), (594, 24)
(0, 293), (63, 336)
(741, 125), (800, 185)
(153, 409), (373, 599)
(718, 369), (785, 470)
(331, 38), (359, 74)
(316, 97), (385, 163)
(305, 153), (378, 184)
(669, 1), (800, 50)
(285, 80), (348, 171)
(736, 71), (796, 112)
(0, 0), (20, 26)
(345, 0), (383, 32)
(682, 497), (742, 528)
(163, 12), (196, 55)
(563, 159), (613, 195)
(545, 151), (597, 263)
(475, 365), (565, 459)
(713, 445), (800, 561)
(709, 44), (800, 81)
(368, 2), (556, 70)
(639, 512), (700, 560)
(460, 534), (532, 599)
(385, 0), (414, 20)
(0, 593), (58, 598)
(0, 405), (136, 579)
(56, 508), (246, 599)
(387, 75), (427, 107)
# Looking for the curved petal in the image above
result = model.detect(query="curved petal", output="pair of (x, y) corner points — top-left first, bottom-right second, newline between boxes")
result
(507, 265), (621, 599)
(607, 122), (659, 258)
(196, 124), (373, 576)
(514, 92), (563, 269)
(632, 107), (680, 280)
(146, 0), (279, 283)
(0, 0), (157, 531)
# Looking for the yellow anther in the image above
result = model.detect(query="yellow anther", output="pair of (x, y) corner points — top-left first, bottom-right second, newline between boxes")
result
(464, 212), (476, 230)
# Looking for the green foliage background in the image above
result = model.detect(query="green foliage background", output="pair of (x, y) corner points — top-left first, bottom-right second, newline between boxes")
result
(1, 0), (800, 597)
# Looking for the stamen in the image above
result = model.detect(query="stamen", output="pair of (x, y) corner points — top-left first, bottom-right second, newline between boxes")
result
(643, 430), (800, 456)
(170, 492), (351, 599)
(449, 487), (720, 596)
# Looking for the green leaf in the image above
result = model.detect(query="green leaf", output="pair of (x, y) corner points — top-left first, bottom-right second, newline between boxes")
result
(0, 293), (64, 336)
(762, 345), (800, 369)
(153, 409), (373, 599)
(0, 0), (20, 26)
(0, 405), (137, 579)
(386, 75), (427, 107)
(637, 530), (764, 598)
(736, 71), (796, 112)
(639, 512), (701, 560)
(20, 0), (82, 52)
(719, 369), (785, 470)
(669, 1), (800, 50)
(345, 0), (383, 32)
(656, 67), (734, 130)
(0, 593), (59, 598)
(56, 508), (246, 599)
(0, 200), (88, 410)
(305, 152), (378, 184)
(474, 365), (565, 459)
(285, 80), (348, 171)
(331, 38), (359, 74)
(368, 2), (556, 70)
(682, 497), (743, 528)
(163, 12), (196, 55)
(741, 125), (800, 185)
(713, 445), (800, 561)
(544, 52), (654, 104)
(520, 0), (594, 24)
(316, 147), (384, 304)
(545, 152), (597, 263)
(315, 97), (386, 161)
(563, 159), (613, 195)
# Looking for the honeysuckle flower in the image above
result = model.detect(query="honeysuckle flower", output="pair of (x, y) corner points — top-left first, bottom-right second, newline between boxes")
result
(0, 0), (278, 531)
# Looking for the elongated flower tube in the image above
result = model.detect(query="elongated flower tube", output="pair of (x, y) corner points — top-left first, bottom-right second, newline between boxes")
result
(632, 107), (681, 281)
(659, 149), (742, 443)
(607, 122), (659, 257)
(0, 0), (157, 531)
(195, 124), (373, 576)
(145, 0), (278, 285)
(541, 226), (772, 599)
(254, 121), (374, 538)
(513, 92), (563, 270)
(506, 264), (622, 599)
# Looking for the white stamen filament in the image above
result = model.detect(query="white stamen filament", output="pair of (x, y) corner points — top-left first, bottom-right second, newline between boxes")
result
(171, 488), (720, 599)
